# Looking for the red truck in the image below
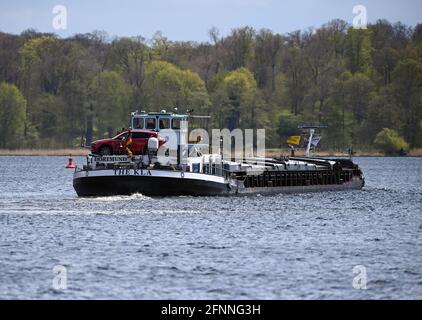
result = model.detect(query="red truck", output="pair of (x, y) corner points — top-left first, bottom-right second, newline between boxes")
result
(91, 130), (166, 156)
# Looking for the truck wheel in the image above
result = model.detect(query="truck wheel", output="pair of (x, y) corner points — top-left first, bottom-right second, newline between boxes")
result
(99, 146), (112, 156)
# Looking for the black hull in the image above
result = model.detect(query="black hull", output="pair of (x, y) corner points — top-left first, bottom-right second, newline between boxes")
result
(73, 176), (231, 197)
(237, 178), (364, 195)
(73, 175), (364, 197)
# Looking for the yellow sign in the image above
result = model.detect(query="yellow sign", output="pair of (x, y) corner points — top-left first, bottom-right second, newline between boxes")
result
(287, 136), (301, 146)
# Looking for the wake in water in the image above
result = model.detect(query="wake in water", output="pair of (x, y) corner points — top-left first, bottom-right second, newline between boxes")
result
(1, 157), (422, 299)
(80, 193), (153, 202)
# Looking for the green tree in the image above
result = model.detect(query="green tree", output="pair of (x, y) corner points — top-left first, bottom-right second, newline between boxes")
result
(302, 27), (342, 122)
(31, 93), (64, 143)
(391, 59), (422, 147)
(19, 36), (64, 95)
(144, 61), (210, 113)
(413, 24), (422, 43)
(60, 41), (100, 146)
(212, 68), (261, 129)
(372, 47), (399, 85)
(19, 36), (65, 140)
(322, 98), (356, 150)
(374, 128), (409, 155)
(0, 82), (26, 148)
(360, 87), (399, 146)
(107, 36), (149, 108)
(253, 29), (283, 91)
(323, 72), (357, 149)
(0, 20), (419, 152)
(222, 27), (255, 71)
(282, 44), (309, 116)
(341, 73), (376, 147)
(151, 31), (171, 61)
(343, 73), (375, 123)
(277, 110), (302, 143)
(90, 71), (131, 138)
(345, 28), (373, 75)
(0, 33), (24, 84)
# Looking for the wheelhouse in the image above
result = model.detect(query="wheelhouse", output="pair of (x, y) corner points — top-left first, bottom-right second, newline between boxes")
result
(131, 110), (191, 164)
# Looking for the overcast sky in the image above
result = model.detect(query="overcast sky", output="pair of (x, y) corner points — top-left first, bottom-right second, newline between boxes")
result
(0, 0), (421, 41)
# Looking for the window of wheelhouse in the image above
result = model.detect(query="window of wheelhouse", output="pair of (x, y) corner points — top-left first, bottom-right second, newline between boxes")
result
(172, 118), (181, 129)
(146, 118), (156, 130)
(133, 117), (144, 129)
(159, 118), (170, 129)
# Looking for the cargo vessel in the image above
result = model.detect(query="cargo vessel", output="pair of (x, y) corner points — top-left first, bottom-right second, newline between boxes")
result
(73, 111), (364, 197)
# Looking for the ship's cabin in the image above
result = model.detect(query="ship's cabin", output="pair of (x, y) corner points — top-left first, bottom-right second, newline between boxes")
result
(130, 110), (209, 163)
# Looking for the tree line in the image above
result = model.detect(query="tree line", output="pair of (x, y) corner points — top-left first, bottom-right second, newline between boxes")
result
(0, 19), (421, 153)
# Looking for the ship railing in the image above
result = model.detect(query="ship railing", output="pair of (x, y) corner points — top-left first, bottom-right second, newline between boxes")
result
(80, 159), (232, 179)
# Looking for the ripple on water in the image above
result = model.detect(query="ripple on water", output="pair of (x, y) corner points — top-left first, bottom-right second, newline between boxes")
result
(0, 156), (422, 299)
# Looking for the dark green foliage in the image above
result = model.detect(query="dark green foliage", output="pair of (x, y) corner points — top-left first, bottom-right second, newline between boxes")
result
(0, 19), (421, 150)
(374, 128), (409, 155)
(0, 82), (26, 148)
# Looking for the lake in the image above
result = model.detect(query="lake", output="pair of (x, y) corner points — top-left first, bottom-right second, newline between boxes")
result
(0, 156), (421, 299)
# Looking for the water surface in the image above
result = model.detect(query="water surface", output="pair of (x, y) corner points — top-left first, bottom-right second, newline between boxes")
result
(0, 156), (421, 299)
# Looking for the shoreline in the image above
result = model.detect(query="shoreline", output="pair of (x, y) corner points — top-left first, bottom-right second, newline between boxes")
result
(266, 149), (422, 157)
(0, 148), (90, 156)
(0, 148), (421, 157)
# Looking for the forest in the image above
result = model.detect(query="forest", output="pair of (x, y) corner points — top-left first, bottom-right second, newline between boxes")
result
(0, 19), (421, 154)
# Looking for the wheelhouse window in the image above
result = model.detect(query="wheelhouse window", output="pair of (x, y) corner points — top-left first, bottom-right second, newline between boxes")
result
(133, 118), (144, 129)
(146, 118), (156, 130)
(159, 118), (170, 129)
(172, 119), (181, 129)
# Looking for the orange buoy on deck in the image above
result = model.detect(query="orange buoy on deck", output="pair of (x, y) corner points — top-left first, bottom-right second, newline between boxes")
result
(66, 155), (76, 169)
